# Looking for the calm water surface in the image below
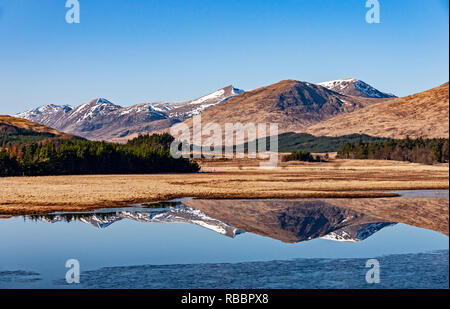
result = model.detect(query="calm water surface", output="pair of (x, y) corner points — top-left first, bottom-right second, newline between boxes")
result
(0, 190), (448, 289)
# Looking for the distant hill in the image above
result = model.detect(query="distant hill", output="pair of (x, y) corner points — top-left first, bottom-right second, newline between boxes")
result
(0, 115), (78, 145)
(176, 79), (387, 143)
(305, 82), (449, 139)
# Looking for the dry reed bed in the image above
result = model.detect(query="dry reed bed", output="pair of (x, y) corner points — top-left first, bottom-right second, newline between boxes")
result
(0, 159), (448, 216)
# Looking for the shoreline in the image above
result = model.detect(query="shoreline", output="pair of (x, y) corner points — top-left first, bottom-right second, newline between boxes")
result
(1, 184), (448, 216)
(0, 191), (406, 216)
(0, 159), (448, 216)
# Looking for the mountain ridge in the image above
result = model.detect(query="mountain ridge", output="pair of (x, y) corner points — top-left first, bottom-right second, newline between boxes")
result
(15, 85), (244, 141)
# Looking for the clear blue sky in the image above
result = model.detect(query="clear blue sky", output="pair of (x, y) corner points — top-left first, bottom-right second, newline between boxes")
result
(0, 0), (448, 115)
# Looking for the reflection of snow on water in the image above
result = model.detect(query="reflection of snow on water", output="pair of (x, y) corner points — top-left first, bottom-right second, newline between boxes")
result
(35, 204), (244, 238)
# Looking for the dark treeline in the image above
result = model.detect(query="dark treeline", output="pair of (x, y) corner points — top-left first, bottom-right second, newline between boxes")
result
(337, 137), (449, 164)
(282, 150), (325, 162)
(0, 133), (199, 176)
(239, 133), (390, 153)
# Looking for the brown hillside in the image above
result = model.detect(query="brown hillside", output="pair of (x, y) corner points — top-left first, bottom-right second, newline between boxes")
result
(0, 115), (75, 139)
(305, 83), (449, 139)
(177, 80), (384, 138)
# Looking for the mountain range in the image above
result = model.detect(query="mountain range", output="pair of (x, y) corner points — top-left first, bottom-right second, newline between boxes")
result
(15, 85), (243, 141)
(12, 78), (449, 141)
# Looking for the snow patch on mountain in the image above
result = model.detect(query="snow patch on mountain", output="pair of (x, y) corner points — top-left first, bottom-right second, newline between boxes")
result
(15, 104), (73, 119)
(183, 86), (244, 117)
(320, 230), (357, 242)
(318, 78), (396, 98)
(352, 80), (389, 98)
(318, 78), (358, 91)
(118, 103), (168, 118)
(66, 98), (122, 123)
(190, 89), (226, 105)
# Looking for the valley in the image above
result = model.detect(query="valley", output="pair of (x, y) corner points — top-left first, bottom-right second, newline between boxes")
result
(3, 78), (449, 226)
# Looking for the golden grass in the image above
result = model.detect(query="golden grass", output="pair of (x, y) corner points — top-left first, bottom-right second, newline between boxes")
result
(0, 159), (448, 216)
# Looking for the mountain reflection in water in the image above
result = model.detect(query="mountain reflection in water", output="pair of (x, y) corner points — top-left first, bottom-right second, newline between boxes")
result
(27, 199), (396, 243)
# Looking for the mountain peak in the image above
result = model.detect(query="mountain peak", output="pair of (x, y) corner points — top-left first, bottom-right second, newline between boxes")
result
(96, 98), (115, 105)
(31, 104), (73, 114)
(318, 78), (396, 98)
(222, 85), (244, 96)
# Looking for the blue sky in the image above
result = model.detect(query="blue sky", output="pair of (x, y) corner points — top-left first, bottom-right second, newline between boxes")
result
(0, 0), (448, 115)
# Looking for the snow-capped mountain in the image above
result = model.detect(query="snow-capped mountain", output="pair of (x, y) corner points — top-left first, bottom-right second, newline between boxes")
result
(15, 104), (73, 125)
(318, 78), (396, 98)
(15, 85), (244, 141)
(65, 98), (122, 123)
